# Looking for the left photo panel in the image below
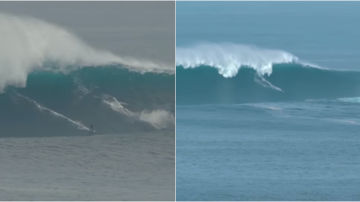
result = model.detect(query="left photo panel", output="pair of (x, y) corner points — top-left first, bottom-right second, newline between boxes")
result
(0, 1), (175, 200)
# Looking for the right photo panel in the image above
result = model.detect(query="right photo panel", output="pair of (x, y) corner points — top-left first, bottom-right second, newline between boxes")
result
(176, 2), (360, 201)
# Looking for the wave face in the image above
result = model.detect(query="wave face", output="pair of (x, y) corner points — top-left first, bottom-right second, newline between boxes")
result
(177, 43), (360, 104)
(0, 13), (174, 137)
(0, 13), (171, 93)
(0, 66), (174, 137)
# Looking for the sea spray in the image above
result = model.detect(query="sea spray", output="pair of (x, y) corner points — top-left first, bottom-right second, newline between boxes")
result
(176, 43), (298, 77)
(0, 13), (171, 92)
(102, 94), (174, 129)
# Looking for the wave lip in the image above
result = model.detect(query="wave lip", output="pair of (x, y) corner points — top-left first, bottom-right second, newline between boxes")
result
(176, 42), (298, 77)
(0, 13), (171, 92)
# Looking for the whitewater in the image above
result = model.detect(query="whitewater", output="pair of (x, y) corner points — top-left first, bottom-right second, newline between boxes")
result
(176, 44), (360, 200)
(0, 13), (175, 136)
(102, 94), (175, 129)
(0, 13), (172, 92)
(177, 42), (299, 77)
(176, 2), (360, 200)
(176, 43), (360, 105)
(0, 11), (175, 201)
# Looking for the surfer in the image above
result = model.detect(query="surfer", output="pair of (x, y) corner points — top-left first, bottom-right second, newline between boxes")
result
(89, 124), (95, 136)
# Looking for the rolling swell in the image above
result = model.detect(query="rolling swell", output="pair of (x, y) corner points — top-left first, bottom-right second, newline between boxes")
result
(177, 63), (360, 104)
(0, 65), (174, 137)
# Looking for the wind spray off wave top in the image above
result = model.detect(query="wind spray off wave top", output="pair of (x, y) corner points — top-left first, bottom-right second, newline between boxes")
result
(0, 13), (175, 136)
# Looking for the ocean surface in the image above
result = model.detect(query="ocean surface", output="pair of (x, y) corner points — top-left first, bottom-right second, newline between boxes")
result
(0, 132), (175, 200)
(0, 65), (174, 137)
(0, 13), (175, 200)
(176, 2), (360, 200)
(0, 13), (175, 137)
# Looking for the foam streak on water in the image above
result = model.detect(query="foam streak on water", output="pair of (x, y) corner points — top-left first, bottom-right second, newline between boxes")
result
(15, 93), (90, 131)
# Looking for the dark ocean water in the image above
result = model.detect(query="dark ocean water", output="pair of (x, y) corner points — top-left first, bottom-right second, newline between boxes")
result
(0, 65), (174, 137)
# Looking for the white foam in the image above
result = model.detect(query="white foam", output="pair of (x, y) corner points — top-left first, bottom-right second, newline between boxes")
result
(101, 94), (174, 129)
(0, 13), (170, 92)
(139, 110), (175, 130)
(102, 95), (135, 117)
(176, 42), (298, 78)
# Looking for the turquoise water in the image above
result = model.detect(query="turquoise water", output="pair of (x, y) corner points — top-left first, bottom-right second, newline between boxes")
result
(177, 64), (360, 105)
(0, 66), (174, 137)
(176, 2), (360, 200)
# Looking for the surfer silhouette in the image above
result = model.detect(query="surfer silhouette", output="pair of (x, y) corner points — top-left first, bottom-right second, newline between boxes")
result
(89, 124), (95, 136)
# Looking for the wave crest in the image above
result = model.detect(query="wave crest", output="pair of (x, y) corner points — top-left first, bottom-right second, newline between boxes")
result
(0, 13), (170, 92)
(176, 42), (298, 77)
(177, 63), (360, 105)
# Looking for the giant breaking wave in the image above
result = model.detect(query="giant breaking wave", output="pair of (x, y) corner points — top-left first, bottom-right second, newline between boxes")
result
(0, 13), (174, 136)
(0, 13), (172, 92)
(177, 43), (360, 104)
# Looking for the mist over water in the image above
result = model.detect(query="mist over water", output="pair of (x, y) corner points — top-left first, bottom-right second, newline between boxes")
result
(176, 2), (360, 70)
(0, 13), (175, 137)
(0, 5), (175, 201)
(0, 13), (172, 92)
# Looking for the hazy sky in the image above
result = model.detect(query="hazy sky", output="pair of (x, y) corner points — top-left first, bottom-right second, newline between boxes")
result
(0, 1), (175, 66)
(177, 2), (360, 70)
